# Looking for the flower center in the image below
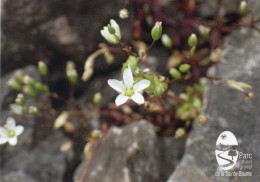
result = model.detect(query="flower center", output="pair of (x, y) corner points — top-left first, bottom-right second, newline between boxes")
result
(7, 130), (15, 138)
(125, 89), (134, 97)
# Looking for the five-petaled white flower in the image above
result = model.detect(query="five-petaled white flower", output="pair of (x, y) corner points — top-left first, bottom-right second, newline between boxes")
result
(108, 66), (150, 106)
(0, 117), (24, 146)
(101, 19), (121, 44)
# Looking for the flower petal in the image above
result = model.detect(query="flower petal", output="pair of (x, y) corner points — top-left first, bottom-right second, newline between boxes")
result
(6, 117), (16, 130)
(101, 28), (117, 44)
(123, 67), (133, 89)
(133, 79), (151, 92)
(115, 94), (129, 106)
(8, 137), (17, 146)
(108, 79), (124, 93)
(15, 126), (24, 136)
(0, 137), (8, 144)
(131, 93), (145, 105)
(0, 127), (7, 136)
(110, 19), (121, 39)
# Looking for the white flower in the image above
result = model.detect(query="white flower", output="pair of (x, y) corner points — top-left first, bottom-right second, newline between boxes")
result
(101, 19), (121, 44)
(0, 117), (24, 146)
(108, 66), (150, 106)
(10, 104), (24, 115)
(119, 8), (129, 19)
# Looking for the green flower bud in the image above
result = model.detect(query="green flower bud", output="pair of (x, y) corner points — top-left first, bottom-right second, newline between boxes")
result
(8, 79), (22, 91)
(153, 75), (168, 97)
(28, 106), (39, 115)
(23, 86), (36, 97)
(119, 8), (129, 19)
(107, 24), (116, 34)
(192, 97), (202, 109)
(15, 93), (25, 105)
(93, 92), (102, 104)
(179, 64), (191, 73)
(122, 56), (139, 74)
(66, 61), (78, 84)
(239, 1), (247, 14)
(198, 114), (207, 125)
(188, 33), (197, 47)
(23, 75), (36, 86)
(151, 21), (162, 41)
(91, 129), (102, 139)
(198, 25), (210, 38)
(199, 78), (208, 86)
(161, 34), (173, 49)
(169, 68), (181, 79)
(34, 82), (48, 92)
(38, 61), (48, 76)
(189, 46), (196, 57)
(175, 128), (185, 138)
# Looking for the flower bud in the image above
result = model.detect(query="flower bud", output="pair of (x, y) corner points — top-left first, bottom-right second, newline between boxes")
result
(175, 128), (185, 138)
(66, 61), (78, 84)
(15, 71), (26, 83)
(34, 82), (48, 91)
(119, 8), (129, 19)
(122, 56), (139, 73)
(189, 46), (196, 57)
(60, 140), (73, 153)
(54, 112), (69, 129)
(107, 24), (116, 34)
(192, 97), (202, 109)
(38, 61), (48, 76)
(239, 1), (247, 14)
(161, 34), (173, 48)
(153, 75), (168, 97)
(179, 64), (191, 73)
(91, 129), (102, 139)
(28, 106), (39, 115)
(198, 25), (210, 38)
(23, 86), (36, 97)
(188, 33), (197, 47)
(23, 75), (36, 86)
(101, 19), (121, 44)
(151, 21), (162, 41)
(15, 94), (25, 105)
(10, 104), (25, 115)
(198, 114), (207, 125)
(8, 79), (22, 91)
(93, 92), (102, 104)
(170, 68), (181, 79)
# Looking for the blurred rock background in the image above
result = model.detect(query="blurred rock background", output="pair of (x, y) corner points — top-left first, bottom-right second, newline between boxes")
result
(1, 0), (260, 182)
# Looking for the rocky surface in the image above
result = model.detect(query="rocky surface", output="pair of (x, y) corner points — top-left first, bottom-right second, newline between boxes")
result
(0, 66), (67, 182)
(198, 0), (260, 19)
(167, 28), (260, 182)
(74, 120), (185, 182)
(197, 0), (240, 17)
(1, 0), (134, 74)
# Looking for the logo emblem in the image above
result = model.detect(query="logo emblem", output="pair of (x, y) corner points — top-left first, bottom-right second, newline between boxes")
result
(215, 131), (238, 170)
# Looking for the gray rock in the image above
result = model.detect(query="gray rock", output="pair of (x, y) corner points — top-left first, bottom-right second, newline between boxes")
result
(198, 0), (260, 19)
(197, 0), (239, 17)
(2, 171), (36, 182)
(74, 120), (184, 182)
(167, 28), (260, 181)
(0, 65), (67, 182)
(2, 0), (134, 74)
